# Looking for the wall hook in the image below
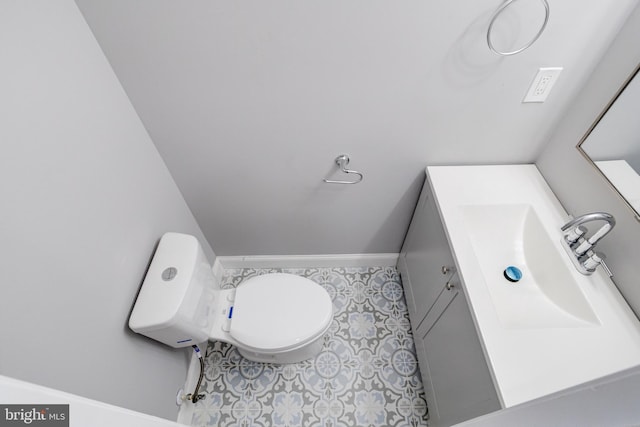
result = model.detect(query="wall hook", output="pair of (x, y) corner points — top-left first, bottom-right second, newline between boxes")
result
(323, 154), (363, 184)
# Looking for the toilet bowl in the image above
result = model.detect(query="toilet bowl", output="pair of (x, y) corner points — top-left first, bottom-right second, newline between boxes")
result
(129, 232), (333, 364)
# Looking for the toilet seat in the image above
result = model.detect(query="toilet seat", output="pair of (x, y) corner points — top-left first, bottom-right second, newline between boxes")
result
(229, 273), (333, 353)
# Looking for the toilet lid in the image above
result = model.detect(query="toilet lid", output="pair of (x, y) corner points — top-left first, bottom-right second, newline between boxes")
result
(229, 273), (333, 352)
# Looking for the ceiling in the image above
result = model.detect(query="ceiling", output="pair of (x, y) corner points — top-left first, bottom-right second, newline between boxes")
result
(74, 0), (638, 255)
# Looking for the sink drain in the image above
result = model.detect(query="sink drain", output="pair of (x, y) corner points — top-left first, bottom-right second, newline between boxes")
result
(504, 266), (522, 283)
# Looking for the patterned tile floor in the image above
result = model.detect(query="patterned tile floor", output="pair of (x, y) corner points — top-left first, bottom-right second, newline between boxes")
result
(190, 267), (428, 427)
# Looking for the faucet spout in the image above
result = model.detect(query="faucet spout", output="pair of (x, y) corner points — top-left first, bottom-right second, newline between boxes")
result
(560, 212), (615, 233)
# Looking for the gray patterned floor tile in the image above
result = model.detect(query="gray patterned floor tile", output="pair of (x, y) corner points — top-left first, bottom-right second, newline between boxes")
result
(190, 267), (428, 427)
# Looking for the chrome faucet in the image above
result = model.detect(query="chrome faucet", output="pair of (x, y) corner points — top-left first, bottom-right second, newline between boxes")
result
(560, 212), (615, 276)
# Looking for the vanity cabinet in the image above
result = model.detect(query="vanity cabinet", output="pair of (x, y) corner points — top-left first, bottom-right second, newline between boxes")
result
(399, 177), (456, 328)
(398, 174), (501, 427)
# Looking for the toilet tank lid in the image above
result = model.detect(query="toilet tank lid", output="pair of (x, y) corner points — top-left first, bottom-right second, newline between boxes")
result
(229, 273), (333, 352)
(129, 232), (199, 332)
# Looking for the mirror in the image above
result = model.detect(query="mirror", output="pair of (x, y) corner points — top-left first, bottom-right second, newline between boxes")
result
(578, 64), (640, 221)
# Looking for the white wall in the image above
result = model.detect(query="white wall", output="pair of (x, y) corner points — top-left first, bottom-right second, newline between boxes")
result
(0, 1), (214, 420)
(75, 0), (638, 255)
(0, 376), (182, 427)
(536, 3), (640, 318)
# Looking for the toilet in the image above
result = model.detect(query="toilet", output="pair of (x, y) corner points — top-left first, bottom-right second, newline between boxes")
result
(129, 232), (333, 364)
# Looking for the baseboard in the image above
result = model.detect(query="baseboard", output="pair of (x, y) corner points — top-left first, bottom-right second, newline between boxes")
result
(212, 253), (399, 271)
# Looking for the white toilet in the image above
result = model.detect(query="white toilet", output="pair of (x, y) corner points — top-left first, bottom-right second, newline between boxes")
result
(129, 232), (333, 363)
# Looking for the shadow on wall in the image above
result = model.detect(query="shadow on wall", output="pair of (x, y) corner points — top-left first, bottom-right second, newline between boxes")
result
(441, 8), (504, 89)
(364, 171), (426, 253)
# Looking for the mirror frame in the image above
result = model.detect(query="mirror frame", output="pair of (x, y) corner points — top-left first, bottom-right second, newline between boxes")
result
(577, 62), (640, 222)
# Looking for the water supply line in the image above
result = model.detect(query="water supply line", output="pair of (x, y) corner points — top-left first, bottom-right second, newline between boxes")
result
(186, 345), (205, 404)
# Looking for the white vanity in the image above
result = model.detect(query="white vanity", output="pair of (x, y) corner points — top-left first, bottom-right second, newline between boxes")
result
(398, 165), (640, 427)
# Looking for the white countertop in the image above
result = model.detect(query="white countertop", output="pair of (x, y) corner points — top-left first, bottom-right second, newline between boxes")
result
(0, 375), (182, 427)
(427, 164), (640, 408)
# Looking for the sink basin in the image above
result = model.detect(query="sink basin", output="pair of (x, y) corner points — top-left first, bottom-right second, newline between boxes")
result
(461, 204), (600, 329)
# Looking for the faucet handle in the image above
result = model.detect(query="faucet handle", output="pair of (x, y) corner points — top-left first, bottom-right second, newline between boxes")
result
(564, 225), (587, 245)
(581, 251), (613, 277)
(575, 222), (615, 256)
(581, 251), (602, 271)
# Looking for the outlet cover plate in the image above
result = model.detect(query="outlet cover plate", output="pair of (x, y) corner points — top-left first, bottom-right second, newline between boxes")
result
(523, 67), (563, 103)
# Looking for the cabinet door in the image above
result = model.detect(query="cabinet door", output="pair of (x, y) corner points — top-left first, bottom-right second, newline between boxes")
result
(417, 289), (500, 427)
(400, 179), (456, 328)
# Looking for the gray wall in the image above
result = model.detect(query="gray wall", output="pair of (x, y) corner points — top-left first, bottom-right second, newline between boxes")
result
(536, 3), (640, 318)
(0, 1), (214, 420)
(75, 0), (638, 256)
(456, 364), (640, 427)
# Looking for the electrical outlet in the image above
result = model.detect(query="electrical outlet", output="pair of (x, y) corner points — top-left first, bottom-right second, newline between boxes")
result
(523, 67), (563, 103)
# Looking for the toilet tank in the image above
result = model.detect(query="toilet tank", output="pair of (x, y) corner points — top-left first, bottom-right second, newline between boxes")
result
(129, 232), (215, 348)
